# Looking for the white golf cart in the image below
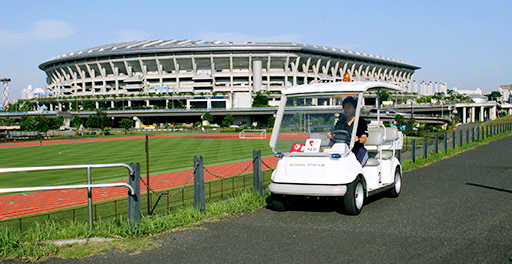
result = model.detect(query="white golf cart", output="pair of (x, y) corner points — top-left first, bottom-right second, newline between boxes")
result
(268, 81), (403, 215)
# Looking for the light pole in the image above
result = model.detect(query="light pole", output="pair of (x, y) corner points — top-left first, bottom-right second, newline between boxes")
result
(1, 78), (11, 110)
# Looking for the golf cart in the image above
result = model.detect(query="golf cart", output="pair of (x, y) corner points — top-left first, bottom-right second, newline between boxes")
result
(268, 81), (403, 215)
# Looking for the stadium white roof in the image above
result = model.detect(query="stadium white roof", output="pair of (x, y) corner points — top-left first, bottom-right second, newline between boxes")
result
(40, 39), (420, 70)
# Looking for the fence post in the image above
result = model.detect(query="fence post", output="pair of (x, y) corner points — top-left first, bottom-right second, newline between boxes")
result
(127, 163), (141, 226)
(466, 129), (469, 144)
(412, 139), (416, 163)
(87, 167), (93, 230)
(423, 136), (428, 159)
(435, 134), (439, 154)
(194, 156), (206, 215)
(452, 131), (456, 149)
(253, 150), (263, 197)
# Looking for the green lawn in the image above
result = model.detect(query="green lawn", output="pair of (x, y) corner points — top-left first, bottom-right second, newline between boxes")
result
(0, 136), (273, 188)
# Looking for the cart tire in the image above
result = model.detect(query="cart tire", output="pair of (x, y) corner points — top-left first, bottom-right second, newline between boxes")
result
(344, 177), (364, 215)
(388, 169), (402, 198)
(271, 194), (288, 211)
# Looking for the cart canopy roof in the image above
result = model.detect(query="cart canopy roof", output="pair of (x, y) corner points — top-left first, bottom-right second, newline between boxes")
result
(282, 81), (402, 97)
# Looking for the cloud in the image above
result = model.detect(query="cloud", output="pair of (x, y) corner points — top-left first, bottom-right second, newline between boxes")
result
(115, 30), (150, 43)
(0, 20), (76, 48)
(195, 32), (301, 43)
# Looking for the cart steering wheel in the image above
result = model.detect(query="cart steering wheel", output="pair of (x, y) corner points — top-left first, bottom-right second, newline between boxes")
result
(331, 129), (351, 144)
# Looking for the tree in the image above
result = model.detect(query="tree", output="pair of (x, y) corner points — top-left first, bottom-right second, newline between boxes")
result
(486, 91), (502, 102)
(86, 110), (111, 134)
(221, 114), (234, 127)
(83, 100), (96, 110)
(406, 116), (416, 136)
(119, 118), (134, 133)
(35, 115), (50, 132)
(379, 91), (390, 103)
(395, 114), (406, 130)
(202, 112), (214, 123)
(252, 92), (269, 107)
(19, 116), (37, 131)
(267, 116), (275, 128)
(48, 116), (64, 130)
(71, 115), (83, 129)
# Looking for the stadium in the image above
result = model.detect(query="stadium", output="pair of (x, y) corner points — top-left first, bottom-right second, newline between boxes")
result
(36, 39), (421, 126)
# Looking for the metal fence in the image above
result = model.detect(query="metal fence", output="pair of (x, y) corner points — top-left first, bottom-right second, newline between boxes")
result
(402, 123), (511, 163)
(2, 122), (511, 233)
(0, 163), (141, 231)
(0, 151), (272, 233)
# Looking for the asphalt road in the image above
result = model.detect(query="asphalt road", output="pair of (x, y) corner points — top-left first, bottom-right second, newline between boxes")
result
(41, 135), (512, 263)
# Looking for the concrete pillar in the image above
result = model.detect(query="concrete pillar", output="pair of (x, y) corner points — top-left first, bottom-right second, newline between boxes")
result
(253, 60), (262, 92)
(462, 107), (467, 123)
(480, 106), (484, 122)
(111, 101), (114, 108)
(128, 100), (132, 107)
(186, 99), (190, 110)
(471, 107), (475, 122)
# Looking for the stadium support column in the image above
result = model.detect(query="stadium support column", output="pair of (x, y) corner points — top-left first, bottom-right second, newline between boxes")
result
(253, 61), (262, 93)
(1, 78), (11, 110)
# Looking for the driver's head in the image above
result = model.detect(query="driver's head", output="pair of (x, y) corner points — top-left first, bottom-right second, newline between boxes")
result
(342, 97), (357, 117)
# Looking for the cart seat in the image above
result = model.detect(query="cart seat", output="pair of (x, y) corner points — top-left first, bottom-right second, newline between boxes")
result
(365, 127), (399, 166)
(373, 151), (394, 160)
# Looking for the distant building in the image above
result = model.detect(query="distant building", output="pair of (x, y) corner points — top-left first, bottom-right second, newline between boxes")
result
(410, 80), (447, 95)
(499, 84), (511, 102)
(21, 85), (52, 100)
(456, 88), (484, 96)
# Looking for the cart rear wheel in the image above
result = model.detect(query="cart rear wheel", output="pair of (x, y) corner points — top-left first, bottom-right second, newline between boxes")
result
(344, 177), (364, 215)
(271, 194), (288, 211)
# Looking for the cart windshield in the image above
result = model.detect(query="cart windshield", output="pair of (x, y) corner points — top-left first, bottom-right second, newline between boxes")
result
(273, 93), (361, 154)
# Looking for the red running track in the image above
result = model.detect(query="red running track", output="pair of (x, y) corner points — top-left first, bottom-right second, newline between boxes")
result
(0, 134), (279, 219)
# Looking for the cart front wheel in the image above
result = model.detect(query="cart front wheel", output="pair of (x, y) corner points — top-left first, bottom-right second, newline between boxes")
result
(388, 169), (402, 198)
(344, 177), (364, 215)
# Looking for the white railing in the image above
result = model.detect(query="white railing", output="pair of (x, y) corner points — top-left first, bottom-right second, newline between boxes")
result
(0, 163), (140, 228)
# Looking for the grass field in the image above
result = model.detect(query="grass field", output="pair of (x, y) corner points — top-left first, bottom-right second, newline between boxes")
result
(0, 136), (273, 188)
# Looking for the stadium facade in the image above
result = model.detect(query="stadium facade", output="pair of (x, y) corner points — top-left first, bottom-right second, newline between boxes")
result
(38, 40), (420, 112)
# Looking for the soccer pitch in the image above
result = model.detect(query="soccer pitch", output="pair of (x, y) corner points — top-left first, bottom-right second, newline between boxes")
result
(0, 136), (273, 189)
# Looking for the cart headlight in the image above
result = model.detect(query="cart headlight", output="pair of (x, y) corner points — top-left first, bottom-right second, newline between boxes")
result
(331, 153), (341, 159)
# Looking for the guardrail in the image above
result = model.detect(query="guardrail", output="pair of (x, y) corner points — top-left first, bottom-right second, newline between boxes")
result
(0, 163), (141, 228)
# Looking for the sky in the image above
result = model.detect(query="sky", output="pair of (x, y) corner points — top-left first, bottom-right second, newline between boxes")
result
(1, 0), (511, 100)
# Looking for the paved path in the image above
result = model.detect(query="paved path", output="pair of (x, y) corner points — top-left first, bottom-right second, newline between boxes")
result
(37, 135), (512, 263)
(0, 134), (276, 219)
